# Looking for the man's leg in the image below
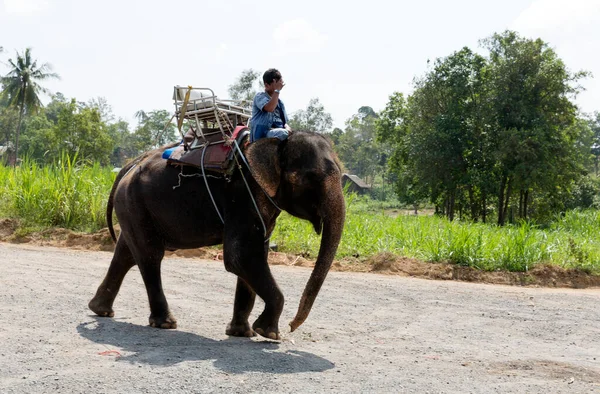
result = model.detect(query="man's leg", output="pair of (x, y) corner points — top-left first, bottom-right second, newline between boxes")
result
(266, 128), (289, 141)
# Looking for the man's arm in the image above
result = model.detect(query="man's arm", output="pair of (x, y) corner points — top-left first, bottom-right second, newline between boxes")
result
(262, 79), (285, 112)
(262, 91), (280, 113)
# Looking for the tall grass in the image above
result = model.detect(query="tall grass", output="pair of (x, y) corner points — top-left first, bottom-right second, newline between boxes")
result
(271, 197), (600, 274)
(1, 158), (600, 274)
(0, 154), (115, 232)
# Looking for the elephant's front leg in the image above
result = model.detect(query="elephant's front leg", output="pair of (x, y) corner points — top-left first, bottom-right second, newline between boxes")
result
(244, 263), (285, 340)
(224, 247), (284, 340)
(226, 277), (257, 337)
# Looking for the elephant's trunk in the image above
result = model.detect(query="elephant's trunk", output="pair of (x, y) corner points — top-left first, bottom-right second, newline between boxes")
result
(289, 176), (345, 332)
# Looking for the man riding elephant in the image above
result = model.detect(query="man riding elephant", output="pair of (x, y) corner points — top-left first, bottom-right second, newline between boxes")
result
(250, 68), (293, 142)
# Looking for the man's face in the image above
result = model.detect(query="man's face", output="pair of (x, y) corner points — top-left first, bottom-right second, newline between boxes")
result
(265, 77), (283, 93)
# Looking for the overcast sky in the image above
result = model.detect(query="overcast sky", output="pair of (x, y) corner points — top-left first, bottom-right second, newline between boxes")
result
(1, 0), (599, 129)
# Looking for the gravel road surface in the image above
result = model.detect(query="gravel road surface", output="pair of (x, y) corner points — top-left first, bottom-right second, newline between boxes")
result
(1, 243), (599, 393)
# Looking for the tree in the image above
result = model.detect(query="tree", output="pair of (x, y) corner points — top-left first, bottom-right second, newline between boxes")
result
(133, 109), (177, 153)
(86, 97), (115, 124)
(336, 106), (390, 186)
(288, 97), (333, 133)
(17, 111), (54, 162)
(0, 106), (18, 164)
(329, 127), (343, 145)
(106, 119), (135, 166)
(379, 31), (590, 224)
(51, 99), (114, 164)
(377, 92), (429, 209)
(228, 69), (261, 107)
(483, 31), (588, 224)
(378, 48), (489, 221)
(590, 112), (600, 176)
(0, 48), (59, 166)
(16, 97), (115, 165)
(357, 106), (377, 120)
(43, 92), (68, 124)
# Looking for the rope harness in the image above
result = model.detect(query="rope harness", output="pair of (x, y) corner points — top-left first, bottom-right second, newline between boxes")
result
(170, 137), (281, 243)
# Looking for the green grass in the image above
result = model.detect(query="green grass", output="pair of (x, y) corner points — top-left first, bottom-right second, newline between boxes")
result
(1, 159), (600, 274)
(0, 154), (115, 232)
(271, 196), (600, 275)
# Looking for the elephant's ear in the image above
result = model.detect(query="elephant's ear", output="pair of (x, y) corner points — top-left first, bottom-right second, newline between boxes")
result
(245, 138), (281, 197)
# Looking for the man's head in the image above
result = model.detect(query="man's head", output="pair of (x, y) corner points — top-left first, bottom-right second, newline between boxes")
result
(263, 68), (284, 94)
(263, 68), (282, 85)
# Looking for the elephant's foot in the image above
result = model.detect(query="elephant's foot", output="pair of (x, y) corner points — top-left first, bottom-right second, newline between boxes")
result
(252, 315), (280, 340)
(88, 296), (114, 317)
(226, 321), (256, 337)
(149, 313), (177, 329)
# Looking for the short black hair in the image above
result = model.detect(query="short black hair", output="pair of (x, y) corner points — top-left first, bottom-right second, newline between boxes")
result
(263, 68), (282, 84)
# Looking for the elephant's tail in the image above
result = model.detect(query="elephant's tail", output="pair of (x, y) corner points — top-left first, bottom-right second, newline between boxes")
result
(106, 155), (145, 243)
(107, 143), (181, 242)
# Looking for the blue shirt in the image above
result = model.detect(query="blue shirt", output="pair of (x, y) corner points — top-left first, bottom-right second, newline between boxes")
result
(250, 91), (289, 142)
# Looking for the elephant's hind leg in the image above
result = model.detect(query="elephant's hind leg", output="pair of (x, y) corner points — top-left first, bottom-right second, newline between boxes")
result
(89, 238), (136, 317)
(135, 247), (177, 329)
(226, 277), (257, 337)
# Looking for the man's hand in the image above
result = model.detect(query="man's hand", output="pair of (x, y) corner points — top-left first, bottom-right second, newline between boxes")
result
(274, 79), (285, 91)
(264, 78), (286, 112)
(285, 124), (293, 133)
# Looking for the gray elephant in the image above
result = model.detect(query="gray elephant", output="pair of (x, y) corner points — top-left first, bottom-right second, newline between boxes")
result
(89, 131), (346, 339)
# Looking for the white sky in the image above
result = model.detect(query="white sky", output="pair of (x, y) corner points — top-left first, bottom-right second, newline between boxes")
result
(1, 0), (599, 129)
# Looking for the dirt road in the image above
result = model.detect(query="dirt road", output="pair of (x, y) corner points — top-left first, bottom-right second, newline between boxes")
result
(1, 243), (599, 393)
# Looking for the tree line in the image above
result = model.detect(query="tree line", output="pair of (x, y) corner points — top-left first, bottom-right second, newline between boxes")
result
(0, 48), (178, 167)
(377, 31), (600, 225)
(2, 31), (600, 226)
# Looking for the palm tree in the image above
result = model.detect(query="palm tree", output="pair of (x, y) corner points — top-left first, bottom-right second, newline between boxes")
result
(1, 48), (59, 165)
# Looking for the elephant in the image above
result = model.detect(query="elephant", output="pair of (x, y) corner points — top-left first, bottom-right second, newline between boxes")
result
(88, 131), (346, 340)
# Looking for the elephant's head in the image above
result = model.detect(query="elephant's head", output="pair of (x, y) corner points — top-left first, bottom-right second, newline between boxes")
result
(246, 132), (346, 331)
